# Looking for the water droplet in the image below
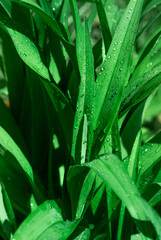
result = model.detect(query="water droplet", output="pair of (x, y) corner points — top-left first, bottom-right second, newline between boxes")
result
(113, 48), (116, 51)
(120, 60), (124, 65)
(108, 55), (111, 59)
(119, 68), (122, 72)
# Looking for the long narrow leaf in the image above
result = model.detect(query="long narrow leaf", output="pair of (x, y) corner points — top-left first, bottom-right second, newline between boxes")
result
(86, 155), (161, 238)
(89, 0), (144, 158)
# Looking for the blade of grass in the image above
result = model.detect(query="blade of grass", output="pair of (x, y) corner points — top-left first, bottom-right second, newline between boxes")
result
(0, 146), (34, 215)
(0, 97), (29, 158)
(85, 154), (161, 239)
(0, 126), (46, 202)
(12, 0), (78, 73)
(69, 0), (95, 163)
(142, 0), (161, 16)
(137, 12), (161, 40)
(1, 22), (50, 80)
(117, 130), (142, 239)
(39, 0), (54, 18)
(0, 181), (16, 239)
(121, 101), (146, 159)
(67, 166), (95, 219)
(0, 0), (11, 17)
(89, 0), (144, 159)
(96, 0), (112, 53)
(12, 200), (79, 240)
(1, 31), (25, 124)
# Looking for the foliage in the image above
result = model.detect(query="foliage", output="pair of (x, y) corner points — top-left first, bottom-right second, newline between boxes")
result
(0, 0), (161, 239)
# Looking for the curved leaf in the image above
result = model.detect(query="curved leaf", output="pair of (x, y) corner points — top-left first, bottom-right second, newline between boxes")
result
(86, 154), (161, 238)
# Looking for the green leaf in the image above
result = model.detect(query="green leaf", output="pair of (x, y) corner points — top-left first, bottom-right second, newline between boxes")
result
(12, 0), (63, 39)
(1, 31), (26, 123)
(0, 126), (45, 203)
(89, 0), (144, 158)
(121, 101), (146, 159)
(96, 0), (111, 53)
(0, 97), (28, 157)
(0, 0), (12, 17)
(0, 181), (16, 239)
(86, 154), (161, 238)
(105, 0), (124, 36)
(142, 0), (161, 16)
(75, 169), (95, 219)
(128, 130), (142, 182)
(6, 28), (50, 80)
(139, 131), (161, 177)
(0, 146), (33, 215)
(73, 228), (90, 240)
(12, 200), (79, 240)
(67, 166), (95, 219)
(39, 0), (54, 18)
(12, 0), (78, 70)
(0, 126), (33, 181)
(70, 6), (95, 163)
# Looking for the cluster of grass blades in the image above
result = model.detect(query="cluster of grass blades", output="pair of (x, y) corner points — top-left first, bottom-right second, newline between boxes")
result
(0, 0), (161, 239)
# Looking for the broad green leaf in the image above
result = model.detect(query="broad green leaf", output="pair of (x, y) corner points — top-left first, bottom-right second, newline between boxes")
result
(37, 220), (79, 240)
(0, 181), (16, 239)
(11, 200), (61, 240)
(0, 0), (12, 17)
(89, 0), (144, 158)
(86, 155), (161, 238)
(6, 28), (50, 80)
(12, 200), (79, 240)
